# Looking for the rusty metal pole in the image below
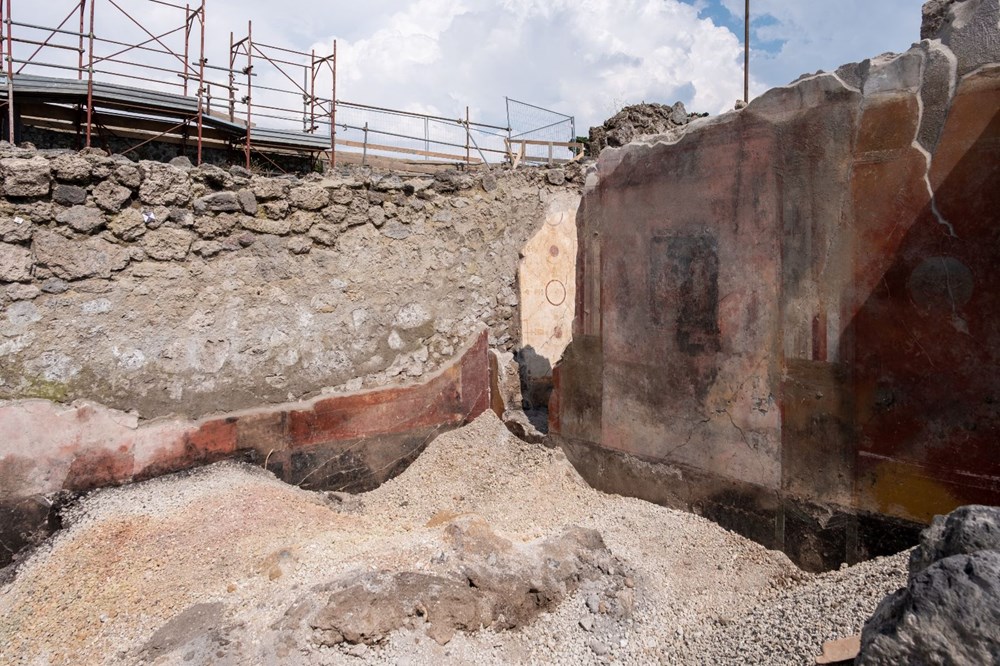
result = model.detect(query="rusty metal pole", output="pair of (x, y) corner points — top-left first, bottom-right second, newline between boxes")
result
(228, 30), (234, 122)
(744, 0), (750, 104)
(196, 0), (204, 165)
(5, 0), (15, 143)
(85, 0), (95, 148)
(182, 2), (190, 96)
(78, 0), (85, 80)
(330, 39), (336, 170)
(244, 20), (252, 169)
(465, 105), (470, 165)
(307, 48), (314, 133)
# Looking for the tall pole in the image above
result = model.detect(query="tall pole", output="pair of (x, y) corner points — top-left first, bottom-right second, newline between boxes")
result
(85, 0), (95, 148)
(78, 0), (86, 80)
(4, 0), (13, 143)
(196, 0), (205, 165)
(244, 20), (252, 169)
(744, 0), (750, 104)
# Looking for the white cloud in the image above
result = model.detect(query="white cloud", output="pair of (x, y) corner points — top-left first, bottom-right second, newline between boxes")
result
(8, 0), (925, 138)
(321, 0), (749, 131)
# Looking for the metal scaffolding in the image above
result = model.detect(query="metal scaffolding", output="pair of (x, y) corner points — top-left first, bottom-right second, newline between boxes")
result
(1, 0), (210, 160)
(0, 1), (575, 171)
(229, 21), (336, 171)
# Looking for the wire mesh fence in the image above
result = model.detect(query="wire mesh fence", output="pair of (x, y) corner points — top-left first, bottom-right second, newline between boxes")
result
(334, 102), (510, 165)
(506, 97), (577, 163)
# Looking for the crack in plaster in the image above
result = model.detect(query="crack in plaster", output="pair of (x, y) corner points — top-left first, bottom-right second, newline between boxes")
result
(664, 417), (712, 458)
(915, 42), (960, 238)
(721, 408), (754, 452)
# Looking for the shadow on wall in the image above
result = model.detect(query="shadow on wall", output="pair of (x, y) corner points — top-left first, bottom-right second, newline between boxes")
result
(837, 103), (1000, 524)
(780, 90), (1000, 570)
(517, 345), (553, 410)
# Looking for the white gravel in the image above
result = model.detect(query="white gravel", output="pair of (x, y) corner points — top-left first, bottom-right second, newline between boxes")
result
(0, 412), (908, 665)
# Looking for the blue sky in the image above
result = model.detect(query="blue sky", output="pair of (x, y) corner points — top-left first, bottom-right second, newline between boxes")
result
(11, 0), (925, 132)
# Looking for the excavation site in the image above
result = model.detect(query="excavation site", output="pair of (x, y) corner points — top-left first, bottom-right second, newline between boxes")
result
(1, 0), (999, 664)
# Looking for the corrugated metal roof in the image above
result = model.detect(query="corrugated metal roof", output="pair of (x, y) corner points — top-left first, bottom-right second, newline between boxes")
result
(2, 73), (335, 153)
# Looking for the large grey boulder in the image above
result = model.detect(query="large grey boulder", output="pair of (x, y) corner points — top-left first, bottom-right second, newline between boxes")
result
(857, 551), (1000, 665)
(910, 504), (1000, 576)
(858, 505), (1000, 665)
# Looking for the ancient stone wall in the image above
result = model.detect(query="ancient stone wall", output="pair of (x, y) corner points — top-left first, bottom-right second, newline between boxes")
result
(552, 0), (1000, 571)
(0, 146), (581, 419)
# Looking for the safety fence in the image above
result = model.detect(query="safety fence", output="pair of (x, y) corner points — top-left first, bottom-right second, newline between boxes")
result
(0, 0), (580, 171)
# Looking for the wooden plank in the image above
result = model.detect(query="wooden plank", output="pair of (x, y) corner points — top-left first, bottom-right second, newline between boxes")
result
(512, 142), (525, 170)
(333, 138), (481, 163)
(509, 138), (583, 148)
(20, 103), (221, 140)
(23, 116), (234, 150)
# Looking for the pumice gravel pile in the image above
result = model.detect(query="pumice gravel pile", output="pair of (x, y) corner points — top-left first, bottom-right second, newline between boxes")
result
(0, 412), (908, 665)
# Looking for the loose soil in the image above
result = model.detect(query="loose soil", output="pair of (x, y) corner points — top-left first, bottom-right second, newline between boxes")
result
(0, 412), (907, 665)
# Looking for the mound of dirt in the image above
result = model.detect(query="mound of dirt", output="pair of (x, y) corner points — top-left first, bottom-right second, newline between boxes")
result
(0, 412), (906, 665)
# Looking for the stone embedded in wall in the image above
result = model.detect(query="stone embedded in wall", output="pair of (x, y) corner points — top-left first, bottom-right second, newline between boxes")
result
(139, 162), (192, 205)
(252, 176), (291, 200)
(0, 215), (33, 243)
(0, 243), (33, 282)
(1, 156), (51, 197)
(142, 227), (193, 261)
(108, 209), (147, 241)
(52, 184), (87, 207)
(241, 214), (291, 236)
(92, 179), (132, 212)
(56, 205), (105, 233)
(49, 154), (92, 183)
(289, 185), (329, 211)
(33, 229), (130, 280)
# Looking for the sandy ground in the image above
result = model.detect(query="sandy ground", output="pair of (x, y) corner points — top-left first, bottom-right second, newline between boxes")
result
(0, 412), (908, 665)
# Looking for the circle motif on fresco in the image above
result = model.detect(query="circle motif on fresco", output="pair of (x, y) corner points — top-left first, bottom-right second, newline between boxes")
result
(547, 212), (566, 226)
(907, 256), (974, 310)
(546, 279), (566, 306)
